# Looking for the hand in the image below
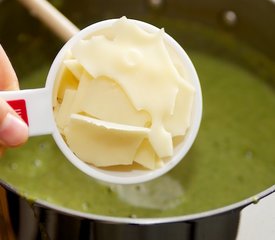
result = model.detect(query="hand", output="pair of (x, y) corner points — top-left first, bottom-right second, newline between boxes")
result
(0, 45), (28, 156)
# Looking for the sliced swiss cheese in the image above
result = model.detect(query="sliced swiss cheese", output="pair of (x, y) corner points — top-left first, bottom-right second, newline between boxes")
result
(80, 76), (150, 126)
(64, 114), (150, 167)
(55, 89), (77, 133)
(71, 18), (190, 158)
(70, 71), (94, 114)
(64, 59), (83, 80)
(164, 82), (195, 136)
(53, 62), (78, 106)
(134, 139), (157, 170)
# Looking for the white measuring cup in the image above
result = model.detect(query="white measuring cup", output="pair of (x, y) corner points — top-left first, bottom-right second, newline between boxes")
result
(0, 19), (202, 184)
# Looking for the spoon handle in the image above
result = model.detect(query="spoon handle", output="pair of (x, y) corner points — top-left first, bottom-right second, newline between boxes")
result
(0, 88), (54, 136)
(17, 0), (79, 41)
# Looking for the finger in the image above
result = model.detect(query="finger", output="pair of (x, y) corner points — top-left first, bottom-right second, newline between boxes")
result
(0, 99), (28, 147)
(0, 44), (19, 91)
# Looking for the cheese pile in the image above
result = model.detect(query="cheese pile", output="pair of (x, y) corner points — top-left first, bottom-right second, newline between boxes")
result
(53, 17), (195, 170)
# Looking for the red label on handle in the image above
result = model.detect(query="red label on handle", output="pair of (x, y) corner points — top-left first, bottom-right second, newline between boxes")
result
(7, 99), (29, 126)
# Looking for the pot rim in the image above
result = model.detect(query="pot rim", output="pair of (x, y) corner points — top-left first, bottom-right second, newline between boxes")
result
(1, 180), (274, 225)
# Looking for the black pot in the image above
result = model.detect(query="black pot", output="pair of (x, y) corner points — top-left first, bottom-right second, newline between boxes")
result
(1, 184), (274, 240)
(0, 0), (275, 239)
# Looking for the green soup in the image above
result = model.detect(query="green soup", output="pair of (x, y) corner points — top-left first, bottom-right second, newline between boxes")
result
(0, 21), (275, 218)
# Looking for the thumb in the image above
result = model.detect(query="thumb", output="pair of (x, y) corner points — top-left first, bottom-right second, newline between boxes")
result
(0, 99), (28, 147)
(0, 44), (28, 147)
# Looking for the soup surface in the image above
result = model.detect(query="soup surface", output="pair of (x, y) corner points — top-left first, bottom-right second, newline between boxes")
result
(0, 20), (275, 218)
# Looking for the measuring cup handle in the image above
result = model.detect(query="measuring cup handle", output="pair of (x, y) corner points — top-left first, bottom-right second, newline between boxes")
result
(0, 88), (54, 136)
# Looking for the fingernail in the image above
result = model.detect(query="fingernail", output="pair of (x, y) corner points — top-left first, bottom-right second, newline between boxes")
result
(0, 113), (28, 147)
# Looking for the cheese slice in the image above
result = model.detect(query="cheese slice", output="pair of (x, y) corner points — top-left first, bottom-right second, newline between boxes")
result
(164, 82), (195, 136)
(64, 59), (83, 80)
(80, 76), (150, 126)
(53, 62), (79, 106)
(134, 139), (157, 170)
(55, 89), (77, 133)
(70, 71), (94, 114)
(64, 114), (150, 167)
